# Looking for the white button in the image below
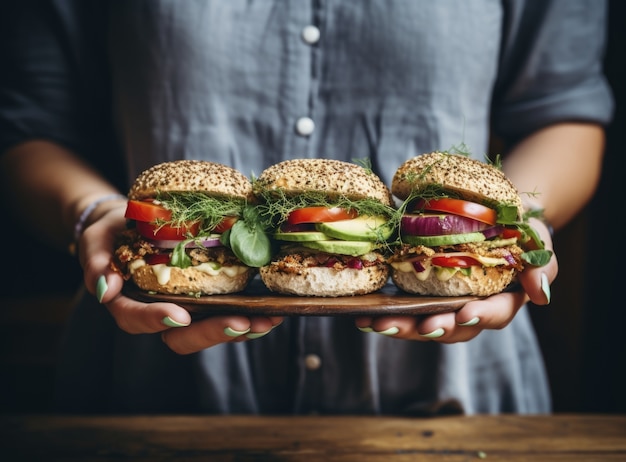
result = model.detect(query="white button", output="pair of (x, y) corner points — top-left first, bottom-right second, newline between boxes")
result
(295, 117), (315, 136)
(305, 354), (322, 370)
(301, 25), (320, 45)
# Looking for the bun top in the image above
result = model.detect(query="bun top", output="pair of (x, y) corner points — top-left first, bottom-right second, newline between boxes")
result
(392, 152), (523, 217)
(128, 160), (253, 201)
(253, 158), (392, 205)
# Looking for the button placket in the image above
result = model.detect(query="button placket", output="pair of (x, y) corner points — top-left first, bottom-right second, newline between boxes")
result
(301, 25), (321, 45)
(294, 23), (320, 139)
(295, 116), (315, 136)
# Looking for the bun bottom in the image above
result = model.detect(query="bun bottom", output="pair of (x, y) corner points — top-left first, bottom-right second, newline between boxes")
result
(130, 264), (254, 295)
(260, 265), (389, 297)
(391, 266), (516, 297)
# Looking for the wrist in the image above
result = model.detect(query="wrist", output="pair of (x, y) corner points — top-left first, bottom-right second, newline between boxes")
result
(68, 193), (127, 255)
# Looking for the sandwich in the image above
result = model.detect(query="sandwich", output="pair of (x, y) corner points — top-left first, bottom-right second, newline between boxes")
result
(112, 159), (272, 296)
(388, 151), (552, 296)
(252, 158), (395, 297)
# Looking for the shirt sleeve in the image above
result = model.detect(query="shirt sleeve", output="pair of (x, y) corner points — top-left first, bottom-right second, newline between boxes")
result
(491, 0), (614, 141)
(0, 0), (120, 171)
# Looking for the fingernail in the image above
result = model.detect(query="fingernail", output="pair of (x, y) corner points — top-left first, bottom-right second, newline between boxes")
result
(420, 327), (445, 339)
(541, 273), (551, 304)
(96, 275), (108, 303)
(224, 326), (250, 337)
(245, 329), (272, 339)
(357, 326), (374, 333)
(162, 316), (189, 328)
(376, 326), (399, 336)
(458, 317), (480, 327)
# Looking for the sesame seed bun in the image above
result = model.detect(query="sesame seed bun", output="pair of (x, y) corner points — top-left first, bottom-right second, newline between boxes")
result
(392, 152), (523, 219)
(128, 159), (253, 201)
(129, 263), (254, 295)
(391, 265), (516, 297)
(117, 160), (256, 297)
(389, 152), (527, 297)
(253, 158), (393, 206)
(253, 158), (392, 297)
(260, 264), (389, 297)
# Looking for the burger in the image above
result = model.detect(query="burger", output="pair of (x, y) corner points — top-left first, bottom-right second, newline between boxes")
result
(112, 160), (272, 296)
(388, 151), (552, 296)
(252, 158), (395, 297)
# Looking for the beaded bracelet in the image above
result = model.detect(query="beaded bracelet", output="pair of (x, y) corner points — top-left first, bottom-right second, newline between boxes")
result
(69, 193), (127, 255)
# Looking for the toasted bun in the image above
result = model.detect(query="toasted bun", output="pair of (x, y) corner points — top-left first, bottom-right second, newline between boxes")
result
(391, 265), (515, 297)
(392, 152), (523, 218)
(253, 158), (393, 206)
(128, 160), (253, 201)
(259, 265), (389, 297)
(130, 264), (254, 295)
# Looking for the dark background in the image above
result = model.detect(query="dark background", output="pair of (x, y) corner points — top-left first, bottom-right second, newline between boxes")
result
(1, 0), (624, 413)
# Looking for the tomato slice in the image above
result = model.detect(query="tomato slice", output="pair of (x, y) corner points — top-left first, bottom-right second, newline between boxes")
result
(413, 198), (497, 226)
(287, 207), (358, 225)
(214, 216), (238, 233)
(501, 228), (522, 240)
(125, 200), (172, 222)
(431, 255), (481, 268)
(144, 253), (171, 265)
(136, 220), (200, 240)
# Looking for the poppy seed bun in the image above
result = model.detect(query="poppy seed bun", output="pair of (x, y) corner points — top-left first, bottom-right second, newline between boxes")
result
(391, 265), (515, 297)
(392, 152), (523, 219)
(130, 264), (254, 295)
(129, 160), (253, 201)
(260, 265), (389, 297)
(253, 158), (393, 206)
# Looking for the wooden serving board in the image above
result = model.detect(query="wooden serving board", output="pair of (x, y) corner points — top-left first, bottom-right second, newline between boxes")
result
(123, 278), (481, 316)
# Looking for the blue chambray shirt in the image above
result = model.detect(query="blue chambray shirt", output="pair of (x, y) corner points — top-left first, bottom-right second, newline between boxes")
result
(0, 0), (613, 414)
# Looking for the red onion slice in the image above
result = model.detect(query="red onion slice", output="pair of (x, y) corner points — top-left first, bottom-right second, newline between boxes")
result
(480, 226), (505, 239)
(347, 258), (363, 269)
(401, 213), (488, 236)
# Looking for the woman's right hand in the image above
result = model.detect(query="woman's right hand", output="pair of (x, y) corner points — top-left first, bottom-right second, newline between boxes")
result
(78, 200), (283, 354)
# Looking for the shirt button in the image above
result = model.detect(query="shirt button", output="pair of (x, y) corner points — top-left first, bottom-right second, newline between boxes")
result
(295, 117), (315, 136)
(301, 25), (320, 45)
(305, 354), (322, 370)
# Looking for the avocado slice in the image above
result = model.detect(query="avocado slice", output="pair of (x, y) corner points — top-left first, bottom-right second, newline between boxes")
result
(273, 231), (330, 242)
(316, 216), (393, 242)
(302, 240), (377, 256)
(403, 232), (486, 247)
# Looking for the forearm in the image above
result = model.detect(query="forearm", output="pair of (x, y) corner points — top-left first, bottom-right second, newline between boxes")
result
(0, 140), (125, 252)
(502, 122), (605, 231)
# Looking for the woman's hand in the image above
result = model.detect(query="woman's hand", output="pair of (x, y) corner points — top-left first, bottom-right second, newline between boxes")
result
(355, 219), (557, 343)
(78, 201), (282, 355)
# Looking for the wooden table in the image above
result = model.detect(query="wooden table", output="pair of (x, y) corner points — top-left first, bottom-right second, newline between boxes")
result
(1, 414), (625, 461)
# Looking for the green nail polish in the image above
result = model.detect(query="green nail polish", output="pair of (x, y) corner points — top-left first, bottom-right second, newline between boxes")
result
(162, 316), (188, 328)
(96, 275), (108, 303)
(224, 326), (250, 337)
(245, 330), (271, 339)
(541, 273), (551, 304)
(376, 326), (399, 336)
(458, 317), (480, 327)
(358, 326), (374, 333)
(420, 327), (445, 339)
